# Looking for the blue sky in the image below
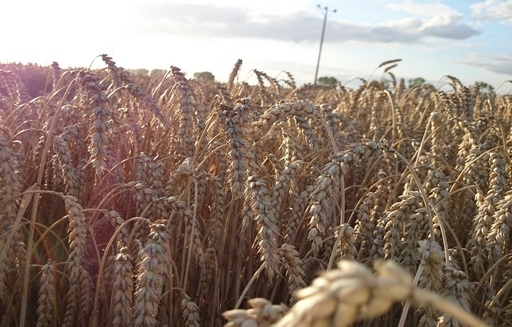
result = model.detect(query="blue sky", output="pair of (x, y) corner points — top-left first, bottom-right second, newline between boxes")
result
(2, 0), (511, 89)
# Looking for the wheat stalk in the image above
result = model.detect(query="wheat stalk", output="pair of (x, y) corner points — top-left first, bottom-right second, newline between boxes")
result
(179, 290), (201, 327)
(223, 298), (288, 327)
(36, 260), (57, 327)
(273, 260), (485, 327)
(62, 196), (88, 327)
(279, 243), (306, 304)
(133, 219), (170, 327)
(3, 59), (511, 327)
(77, 71), (112, 177)
(227, 59), (242, 92)
(247, 175), (280, 280)
(112, 243), (134, 327)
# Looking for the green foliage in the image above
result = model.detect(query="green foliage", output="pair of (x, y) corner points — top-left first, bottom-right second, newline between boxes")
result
(150, 69), (167, 78)
(472, 81), (495, 93)
(407, 77), (426, 88)
(193, 71), (215, 83)
(317, 76), (338, 86)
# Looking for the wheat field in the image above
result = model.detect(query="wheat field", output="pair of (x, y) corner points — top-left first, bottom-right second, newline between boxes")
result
(0, 56), (511, 327)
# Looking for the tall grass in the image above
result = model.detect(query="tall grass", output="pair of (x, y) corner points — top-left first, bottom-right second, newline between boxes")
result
(0, 57), (511, 326)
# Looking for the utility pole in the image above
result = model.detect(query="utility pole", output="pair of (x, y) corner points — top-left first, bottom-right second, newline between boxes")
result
(314, 5), (336, 85)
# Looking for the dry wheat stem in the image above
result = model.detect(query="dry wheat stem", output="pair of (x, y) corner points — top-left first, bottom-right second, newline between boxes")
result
(183, 177), (199, 290)
(133, 219), (170, 327)
(223, 297), (288, 327)
(3, 60), (512, 326)
(388, 147), (451, 263)
(413, 288), (484, 327)
(272, 260), (486, 327)
(18, 78), (76, 327)
(234, 264), (265, 310)
(91, 216), (151, 327)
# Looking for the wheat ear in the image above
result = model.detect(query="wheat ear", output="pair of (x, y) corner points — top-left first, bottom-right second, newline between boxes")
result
(112, 243), (134, 327)
(223, 298), (288, 327)
(273, 260), (486, 327)
(133, 219), (170, 327)
(36, 260), (56, 327)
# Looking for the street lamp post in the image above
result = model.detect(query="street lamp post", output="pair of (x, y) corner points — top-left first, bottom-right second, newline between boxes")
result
(314, 5), (336, 85)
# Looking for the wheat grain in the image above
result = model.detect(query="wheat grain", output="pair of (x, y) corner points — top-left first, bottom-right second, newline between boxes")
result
(246, 175), (280, 280)
(354, 192), (376, 261)
(417, 240), (444, 326)
(133, 219), (170, 327)
(284, 71), (296, 89)
(3, 59), (510, 327)
(112, 243), (134, 327)
(333, 223), (357, 262)
(307, 160), (340, 255)
(223, 298), (288, 327)
(486, 190), (512, 268)
(274, 260), (412, 327)
(179, 290), (201, 327)
(101, 54), (122, 88)
(218, 99), (252, 194)
(205, 174), (225, 251)
(468, 152), (507, 277)
(52, 135), (80, 198)
(383, 192), (421, 260)
(36, 260), (56, 327)
(79, 262), (94, 324)
(120, 67), (171, 129)
(285, 187), (310, 245)
(279, 243), (306, 304)
(437, 266), (471, 327)
(62, 196), (88, 327)
(394, 77), (406, 100)
(170, 66), (196, 157)
(227, 59), (242, 92)
(77, 71), (112, 176)
(400, 208), (427, 273)
(378, 59), (402, 68)
(273, 259), (486, 327)
(51, 61), (62, 90)
(271, 161), (299, 220)
(0, 134), (22, 216)
(0, 69), (30, 105)
(0, 218), (9, 302)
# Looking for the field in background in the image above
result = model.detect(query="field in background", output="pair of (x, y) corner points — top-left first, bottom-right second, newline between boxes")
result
(0, 57), (511, 326)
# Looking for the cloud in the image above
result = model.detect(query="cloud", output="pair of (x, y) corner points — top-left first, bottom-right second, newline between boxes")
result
(130, 1), (480, 44)
(388, 1), (463, 19)
(471, 0), (512, 25)
(461, 54), (512, 76)
(385, 1), (480, 40)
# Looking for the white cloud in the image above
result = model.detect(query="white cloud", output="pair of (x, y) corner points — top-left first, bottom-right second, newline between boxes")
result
(471, 0), (512, 25)
(128, 1), (479, 44)
(388, 1), (462, 19)
(461, 54), (512, 76)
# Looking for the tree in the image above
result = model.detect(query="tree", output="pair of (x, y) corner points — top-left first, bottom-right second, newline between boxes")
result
(472, 81), (494, 93)
(317, 76), (338, 86)
(128, 69), (149, 76)
(150, 69), (166, 78)
(408, 77), (426, 88)
(193, 71), (215, 83)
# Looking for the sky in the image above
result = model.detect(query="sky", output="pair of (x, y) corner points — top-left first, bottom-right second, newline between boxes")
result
(2, 0), (512, 90)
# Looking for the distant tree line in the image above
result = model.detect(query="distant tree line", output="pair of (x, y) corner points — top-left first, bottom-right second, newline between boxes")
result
(315, 75), (496, 94)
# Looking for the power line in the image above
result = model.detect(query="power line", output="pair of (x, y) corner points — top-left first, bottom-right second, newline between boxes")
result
(314, 4), (336, 85)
